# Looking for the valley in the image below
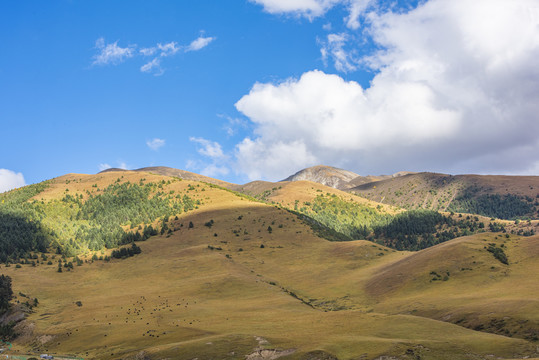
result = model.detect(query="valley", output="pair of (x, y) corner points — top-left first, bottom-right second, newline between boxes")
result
(0, 168), (538, 359)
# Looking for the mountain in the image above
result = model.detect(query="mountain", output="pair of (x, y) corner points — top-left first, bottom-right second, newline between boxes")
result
(282, 165), (361, 189)
(0, 167), (538, 359)
(282, 165), (413, 190)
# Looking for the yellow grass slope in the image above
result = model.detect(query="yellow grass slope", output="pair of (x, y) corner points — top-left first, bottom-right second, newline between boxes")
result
(234, 179), (398, 214)
(366, 233), (539, 341)
(350, 172), (539, 213)
(1, 171), (538, 359)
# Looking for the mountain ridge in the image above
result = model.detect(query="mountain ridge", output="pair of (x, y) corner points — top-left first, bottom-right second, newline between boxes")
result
(95, 165), (539, 220)
(99, 166), (233, 187)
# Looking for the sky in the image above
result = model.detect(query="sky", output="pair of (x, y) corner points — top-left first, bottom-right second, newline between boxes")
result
(1, 0), (539, 192)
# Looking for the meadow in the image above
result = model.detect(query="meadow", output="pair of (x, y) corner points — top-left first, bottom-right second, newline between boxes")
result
(0, 171), (538, 359)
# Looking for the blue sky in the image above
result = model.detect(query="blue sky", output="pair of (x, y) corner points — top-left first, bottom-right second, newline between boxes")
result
(1, 0), (539, 191)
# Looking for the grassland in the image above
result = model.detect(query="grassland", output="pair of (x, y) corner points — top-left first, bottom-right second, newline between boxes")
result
(0, 171), (538, 359)
(350, 172), (539, 220)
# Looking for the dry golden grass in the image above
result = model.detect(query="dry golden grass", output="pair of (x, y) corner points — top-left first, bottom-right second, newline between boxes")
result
(2, 171), (538, 359)
(350, 172), (539, 214)
(266, 180), (398, 215)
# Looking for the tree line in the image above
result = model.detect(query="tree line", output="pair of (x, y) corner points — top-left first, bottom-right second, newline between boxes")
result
(0, 180), (192, 263)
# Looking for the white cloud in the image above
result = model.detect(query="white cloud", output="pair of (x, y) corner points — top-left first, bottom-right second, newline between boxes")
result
(98, 163), (112, 171)
(0, 169), (26, 193)
(319, 33), (358, 72)
(98, 162), (129, 171)
(188, 137), (230, 178)
(146, 138), (166, 151)
(217, 114), (249, 137)
(92, 38), (135, 65)
(249, 0), (341, 19)
(190, 137), (225, 159)
(93, 34), (215, 73)
(140, 58), (164, 75)
(185, 159), (230, 178)
(235, 0), (539, 180)
(345, 0), (374, 29)
(200, 164), (230, 177)
(250, 0), (374, 23)
(185, 36), (216, 52)
(158, 42), (181, 56)
(236, 138), (317, 181)
(140, 47), (157, 56)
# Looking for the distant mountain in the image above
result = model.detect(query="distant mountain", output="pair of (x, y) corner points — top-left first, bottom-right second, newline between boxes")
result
(282, 165), (360, 189)
(282, 165), (412, 190)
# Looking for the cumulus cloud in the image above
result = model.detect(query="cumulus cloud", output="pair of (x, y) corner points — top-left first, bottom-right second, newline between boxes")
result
(185, 36), (216, 52)
(249, 0), (341, 19)
(236, 138), (317, 181)
(235, 0), (539, 180)
(0, 169), (26, 193)
(235, 70), (459, 179)
(92, 38), (135, 65)
(188, 137), (230, 178)
(146, 138), (166, 151)
(250, 0), (375, 23)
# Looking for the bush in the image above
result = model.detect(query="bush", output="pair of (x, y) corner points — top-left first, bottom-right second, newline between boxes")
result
(487, 243), (509, 265)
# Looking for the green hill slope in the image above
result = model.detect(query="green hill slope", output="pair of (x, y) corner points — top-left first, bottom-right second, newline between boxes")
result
(0, 169), (538, 359)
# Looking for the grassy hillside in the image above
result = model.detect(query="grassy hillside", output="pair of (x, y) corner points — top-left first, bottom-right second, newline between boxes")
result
(233, 180), (521, 250)
(0, 172), (209, 261)
(366, 233), (539, 342)
(350, 172), (539, 220)
(3, 205), (538, 359)
(0, 170), (538, 359)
